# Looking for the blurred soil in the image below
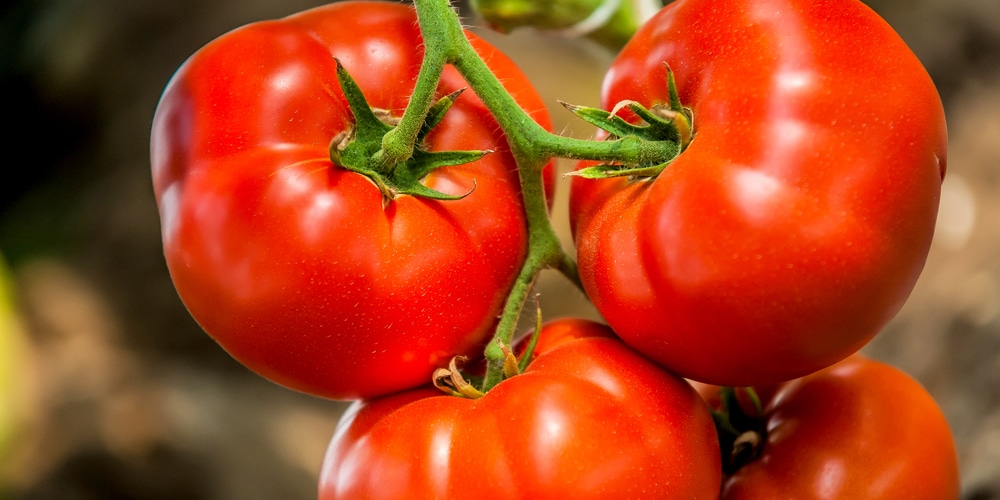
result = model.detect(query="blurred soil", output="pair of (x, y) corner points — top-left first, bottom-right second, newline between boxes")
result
(0, 0), (998, 498)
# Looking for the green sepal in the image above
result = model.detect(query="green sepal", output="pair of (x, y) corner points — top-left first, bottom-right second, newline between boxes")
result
(417, 88), (465, 143)
(560, 65), (694, 181)
(566, 161), (673, 180)
(334, 59), (393, 141)
(561, 100), (685, 145)
(666, 65), (684, 114)
(564, 64), (693, 143)
(408, 149), (491, 182)
(393, 176), (475, 202)
(329, 60), (486, 204)
(516, 295), (544, 374)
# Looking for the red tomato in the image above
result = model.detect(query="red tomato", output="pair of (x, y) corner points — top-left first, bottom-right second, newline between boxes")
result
(697, 356), (960, 499)
(318, 318), (722, 499)
(150, 2), (554, 400)
(570, 0), (947, 386)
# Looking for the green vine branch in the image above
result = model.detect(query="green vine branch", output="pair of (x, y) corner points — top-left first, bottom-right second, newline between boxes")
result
(375, 0), (684, 392)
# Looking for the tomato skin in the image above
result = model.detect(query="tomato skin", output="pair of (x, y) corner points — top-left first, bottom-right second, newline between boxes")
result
(318, 318), (722, 499)
(570, 0), (947, 387)
(698, 356), (960, 499)
(150, 2), (554, 400)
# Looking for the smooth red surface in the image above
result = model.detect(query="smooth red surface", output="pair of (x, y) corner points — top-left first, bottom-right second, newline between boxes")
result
(570, 0), (947, 386)
(699, 356), (960, 500)
(319, 318), (722, 499)
(150, 2), (553, 399)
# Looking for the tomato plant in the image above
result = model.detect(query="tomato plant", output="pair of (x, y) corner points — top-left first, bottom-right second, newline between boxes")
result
(570, 0), (948, 387)
(150, 0), (962, 495)
(150, 1), (556, 400)
(318, 318), (722, 499)
(694, 356), (960, 499)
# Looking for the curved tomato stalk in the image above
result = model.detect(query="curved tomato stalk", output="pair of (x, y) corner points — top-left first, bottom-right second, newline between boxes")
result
(433, 295), (545, 398)
(384, 0), (689, 392)
(329, 60), (487, 205)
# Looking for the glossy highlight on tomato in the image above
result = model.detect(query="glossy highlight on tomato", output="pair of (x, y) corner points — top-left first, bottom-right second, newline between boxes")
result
(570, 0), (947, 387)
(318, 318), (722, 499)
(150, 2), (554, 400)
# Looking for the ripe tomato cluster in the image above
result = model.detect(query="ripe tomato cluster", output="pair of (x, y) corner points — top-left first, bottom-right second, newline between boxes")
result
(150, 0), (959, 497)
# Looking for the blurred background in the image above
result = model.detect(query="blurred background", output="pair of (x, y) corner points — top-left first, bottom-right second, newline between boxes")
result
(0, 0), (997, 498)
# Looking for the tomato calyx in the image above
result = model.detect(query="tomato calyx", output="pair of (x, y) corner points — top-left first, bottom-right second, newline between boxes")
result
(565, 66), (692, 180)
(329, 60), (488, 205)
(710, 387), (768, 474)
(432, 340), (532, 399)
(434, 303), (545, 398)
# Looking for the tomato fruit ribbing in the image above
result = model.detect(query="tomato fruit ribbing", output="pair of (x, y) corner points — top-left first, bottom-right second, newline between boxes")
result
(319, 319), (723, 499)
(151, 1), (554, 400)
(571, 0), (947, 387)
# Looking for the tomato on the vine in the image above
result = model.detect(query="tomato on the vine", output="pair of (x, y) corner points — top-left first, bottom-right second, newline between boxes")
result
(570, 0), (947, 387)
(150, 1), (554, 400)
(318, 318), (722, 499)
(693, 356), (960, 499)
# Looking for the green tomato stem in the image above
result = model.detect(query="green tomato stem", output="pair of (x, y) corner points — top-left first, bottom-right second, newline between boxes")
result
(404, 0), (675, 391)
(376, 60), (444, 168)
(378, 4), (452, 167)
